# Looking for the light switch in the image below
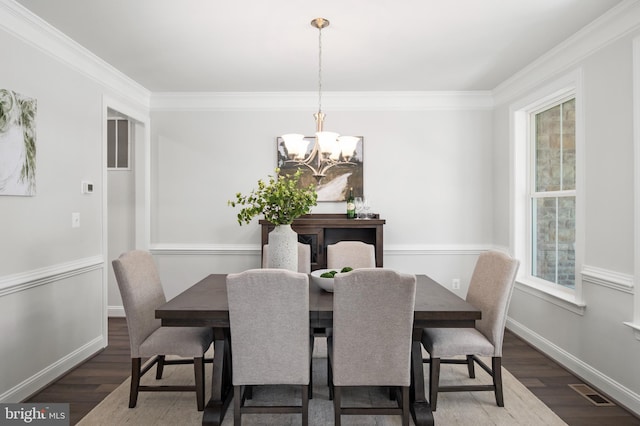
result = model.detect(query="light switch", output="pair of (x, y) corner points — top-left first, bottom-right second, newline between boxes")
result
(72, 212), (80, 228)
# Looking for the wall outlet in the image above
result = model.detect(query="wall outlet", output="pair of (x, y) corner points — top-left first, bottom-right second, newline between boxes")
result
(452, 278), (460, 290)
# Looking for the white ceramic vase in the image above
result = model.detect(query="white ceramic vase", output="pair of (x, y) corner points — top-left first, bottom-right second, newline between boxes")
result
(267, 224), (298, 271)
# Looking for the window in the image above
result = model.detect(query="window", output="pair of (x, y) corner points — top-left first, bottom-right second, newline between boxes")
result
(530, 98), (576, 289)
(512, 71), (584, 311)
(107, 118), (129, 169)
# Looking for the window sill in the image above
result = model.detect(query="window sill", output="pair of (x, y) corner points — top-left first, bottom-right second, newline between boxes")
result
(623, 322), (640, 341)
(514, 278), (586, 315)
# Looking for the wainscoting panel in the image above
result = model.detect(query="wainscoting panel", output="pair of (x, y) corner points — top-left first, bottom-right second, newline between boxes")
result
(0, 258), (106, 403)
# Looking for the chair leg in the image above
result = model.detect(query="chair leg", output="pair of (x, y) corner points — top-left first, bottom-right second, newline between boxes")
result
(309, 357), (313, 400)
(194, 357), (205, 411)
(466, 354), (476, 378)
(301, 385), (309, 426)
(333, 386), (341, 426)
(155, 355), (166, 379)
(429, 357), (440, 411)
(309, 334), (314, 400)
(129, 358), (141, 408)
(327, 354), (334, 400)
(234, 385), (242, 426)
(402, 386), (410, 426)
(493, 357), (504, 407)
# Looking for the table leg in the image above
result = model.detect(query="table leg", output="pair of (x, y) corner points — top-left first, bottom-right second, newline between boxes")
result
(202, 328), (233, 426)
(410, 337), (434, 426)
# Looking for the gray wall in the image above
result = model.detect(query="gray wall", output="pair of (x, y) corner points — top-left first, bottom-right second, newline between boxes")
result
(2, 0), (640, 417)
(492, 11), (640, 415)
(0, 2), (149, 402)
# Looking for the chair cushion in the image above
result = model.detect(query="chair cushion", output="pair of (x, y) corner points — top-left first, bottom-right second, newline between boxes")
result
(138, 326), (213, 358)
(421, 327), (495, 358)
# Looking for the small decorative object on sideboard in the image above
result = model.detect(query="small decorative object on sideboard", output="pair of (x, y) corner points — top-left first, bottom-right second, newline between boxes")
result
(346, 187), (355, 219)
(310, 267), (353, 292)
(228, 168), (318, 271)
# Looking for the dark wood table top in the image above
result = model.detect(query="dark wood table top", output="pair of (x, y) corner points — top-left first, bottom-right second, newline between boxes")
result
(156, 273), (480, 329)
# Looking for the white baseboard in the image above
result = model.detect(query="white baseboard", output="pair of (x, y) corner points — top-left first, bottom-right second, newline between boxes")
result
(108, 306), (125, 317)
(506, 317), (640, 417)
(0, 335), (105, 403)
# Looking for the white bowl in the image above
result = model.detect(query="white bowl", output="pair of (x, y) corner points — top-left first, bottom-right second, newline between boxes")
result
(311, 268), (352, 292)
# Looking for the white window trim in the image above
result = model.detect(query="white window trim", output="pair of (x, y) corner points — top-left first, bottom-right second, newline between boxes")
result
(624, 36), (640, 340)
(510, 68), (585, 315)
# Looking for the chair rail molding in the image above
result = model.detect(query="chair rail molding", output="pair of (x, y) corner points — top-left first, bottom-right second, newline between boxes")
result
(0, 255), (103, 297)
(384, 244), (490, 256)
(149, 243), (260, 256)
(581, 265), (634, 294)
(149, 243), (496, 257)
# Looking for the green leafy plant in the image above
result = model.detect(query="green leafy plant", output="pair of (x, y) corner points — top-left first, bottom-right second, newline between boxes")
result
(228, 168), (317, 225)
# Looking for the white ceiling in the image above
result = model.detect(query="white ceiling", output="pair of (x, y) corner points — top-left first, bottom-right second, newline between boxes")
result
(15, 0), (623, 92)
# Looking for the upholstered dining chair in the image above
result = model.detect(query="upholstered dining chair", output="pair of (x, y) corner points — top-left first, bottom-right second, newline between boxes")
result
(421, 250), (520, 411)
(112, 250), (213, 411)
(326, 241), (376, 269)
(262, 242), (311, 273)
(328, 268), (416, 426)
(226, 269), (313, 426)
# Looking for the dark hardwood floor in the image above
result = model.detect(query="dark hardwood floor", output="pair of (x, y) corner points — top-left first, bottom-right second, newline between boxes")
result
(26, 318), (640, 425)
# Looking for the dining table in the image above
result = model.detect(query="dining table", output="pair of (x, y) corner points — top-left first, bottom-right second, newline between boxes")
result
(156, 273), (481, 426)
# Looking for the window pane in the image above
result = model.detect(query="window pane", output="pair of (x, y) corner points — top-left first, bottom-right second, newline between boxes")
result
(532, 196), (575, 289)
(562, 99), (576, 190)
(117, 120), (129, 168)
(107, 120), (116, 168)
(535, 100), (575, 192)
(535, 105), (561, 192)
(557, 196), (575, 288)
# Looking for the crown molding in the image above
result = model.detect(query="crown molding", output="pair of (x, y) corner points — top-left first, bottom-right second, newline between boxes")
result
(4, 0), (637, 113)
(150, 91), (494, 112)
(493, 0), (640, 105)
(0, 0), (150, 109)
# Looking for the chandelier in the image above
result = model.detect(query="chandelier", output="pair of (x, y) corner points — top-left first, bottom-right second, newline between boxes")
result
(281, 18), (359, 182)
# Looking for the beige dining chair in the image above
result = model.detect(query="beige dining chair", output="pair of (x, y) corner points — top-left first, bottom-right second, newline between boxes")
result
(112, 250), (213, 411)
(262, 242), (311, 273)
(328, 268), (416, 426)
(421, 250), (520, 410)
(226, 269), (313, 426)
(327, 241), (376, 269)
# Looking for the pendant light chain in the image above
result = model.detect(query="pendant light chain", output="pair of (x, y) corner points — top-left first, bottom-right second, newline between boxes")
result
(318, 24), (323, 115)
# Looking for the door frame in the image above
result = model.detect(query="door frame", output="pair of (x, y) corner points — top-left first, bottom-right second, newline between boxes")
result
(101, 95), (151, 338)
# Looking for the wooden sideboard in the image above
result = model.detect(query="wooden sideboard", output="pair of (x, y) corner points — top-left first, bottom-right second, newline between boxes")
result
(259, 214), (385, 271)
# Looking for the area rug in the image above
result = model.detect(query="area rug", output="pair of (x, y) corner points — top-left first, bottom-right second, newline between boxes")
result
(78, 340), (566, 425)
